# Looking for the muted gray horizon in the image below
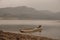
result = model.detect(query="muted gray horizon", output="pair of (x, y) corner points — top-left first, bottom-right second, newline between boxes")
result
(0, 0), (60, 12)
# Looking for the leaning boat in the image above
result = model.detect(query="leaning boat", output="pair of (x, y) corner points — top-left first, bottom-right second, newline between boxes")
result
(19, 25), (42, 33)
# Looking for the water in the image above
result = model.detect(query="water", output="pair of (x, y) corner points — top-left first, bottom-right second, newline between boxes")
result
(0, 20), (60, 25)
(0, 20), (60, 39)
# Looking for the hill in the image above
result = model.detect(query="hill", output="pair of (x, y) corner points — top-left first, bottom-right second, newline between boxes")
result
(0, 6), (60, 20)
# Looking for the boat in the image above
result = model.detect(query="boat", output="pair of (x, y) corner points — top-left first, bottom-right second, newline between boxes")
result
(19, 25), (42, 33)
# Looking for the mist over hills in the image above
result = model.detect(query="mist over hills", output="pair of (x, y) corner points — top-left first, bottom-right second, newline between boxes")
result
(0, 6), (60, 20)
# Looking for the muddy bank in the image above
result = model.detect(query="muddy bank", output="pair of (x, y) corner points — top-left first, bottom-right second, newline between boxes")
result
(0, 30), (58, 40)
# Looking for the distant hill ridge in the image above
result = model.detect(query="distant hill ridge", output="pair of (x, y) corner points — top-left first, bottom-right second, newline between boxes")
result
(0, 6), (60, 20)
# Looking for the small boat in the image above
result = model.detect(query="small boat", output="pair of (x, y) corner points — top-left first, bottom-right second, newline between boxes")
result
(19, 25), (42, 33)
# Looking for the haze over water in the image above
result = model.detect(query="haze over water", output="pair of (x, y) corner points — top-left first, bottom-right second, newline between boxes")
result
(0, 20), (60, 25)
(0, 20), (60, 39)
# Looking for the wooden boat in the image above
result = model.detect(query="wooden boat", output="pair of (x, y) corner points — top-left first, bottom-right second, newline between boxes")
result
(19, 25), (42, 33)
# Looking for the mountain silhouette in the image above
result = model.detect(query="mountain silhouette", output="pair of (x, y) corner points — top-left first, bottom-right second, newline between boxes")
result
(0, 6), (60, 20)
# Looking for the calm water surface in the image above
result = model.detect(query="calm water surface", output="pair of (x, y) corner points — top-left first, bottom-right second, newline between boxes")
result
(0, 20), (60, 39)
(0, 20), (60, 25)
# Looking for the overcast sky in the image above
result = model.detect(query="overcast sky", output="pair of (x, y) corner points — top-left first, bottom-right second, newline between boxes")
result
(0, 0), (60, 12)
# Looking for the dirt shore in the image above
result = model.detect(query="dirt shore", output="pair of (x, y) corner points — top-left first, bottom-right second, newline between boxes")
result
(0, 30), (58, 40)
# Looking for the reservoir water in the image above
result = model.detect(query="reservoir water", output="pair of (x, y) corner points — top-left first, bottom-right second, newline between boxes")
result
(0, 20), (60, 39)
